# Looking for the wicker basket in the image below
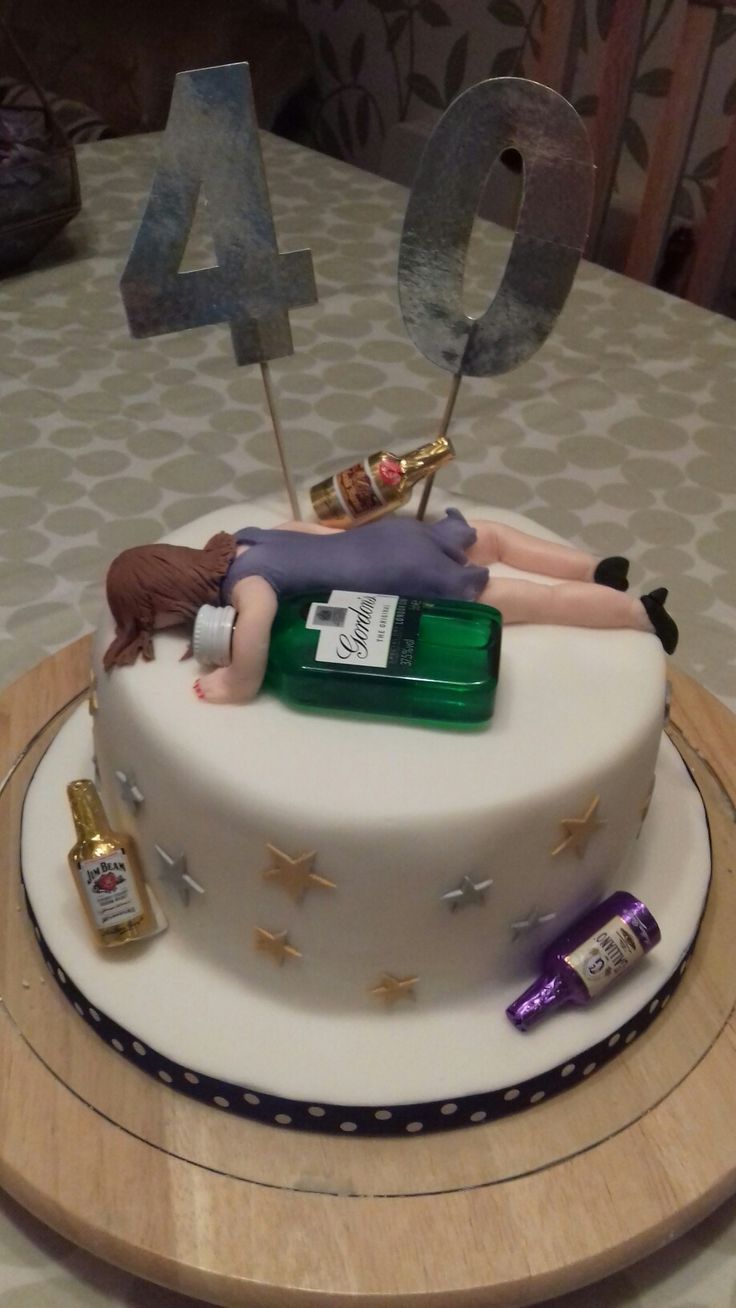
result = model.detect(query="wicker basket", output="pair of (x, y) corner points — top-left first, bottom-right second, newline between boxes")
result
(0, 17), (81, 275)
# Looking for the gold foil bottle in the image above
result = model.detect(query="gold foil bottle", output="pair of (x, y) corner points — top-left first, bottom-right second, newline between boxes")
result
(310, 435), (455, 527)
(67, 779), (157, 947)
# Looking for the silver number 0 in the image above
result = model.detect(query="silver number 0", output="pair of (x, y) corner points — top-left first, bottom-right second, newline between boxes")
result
(398, 77), (594, 378)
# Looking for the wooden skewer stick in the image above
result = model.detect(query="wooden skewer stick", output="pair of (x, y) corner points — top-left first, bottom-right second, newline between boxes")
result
(260, 361), (301, 521)
(415, 370), (462, 521)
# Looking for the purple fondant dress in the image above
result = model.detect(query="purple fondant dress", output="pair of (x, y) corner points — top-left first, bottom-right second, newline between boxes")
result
(221, 508), (489, 605)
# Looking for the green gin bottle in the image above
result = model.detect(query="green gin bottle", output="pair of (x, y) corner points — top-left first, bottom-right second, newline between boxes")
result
(264, 591), (502, 726)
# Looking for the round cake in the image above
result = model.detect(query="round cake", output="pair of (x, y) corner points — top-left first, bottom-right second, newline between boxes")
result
(91, 498), (666, 1008)
(20, 495), (711, 1128)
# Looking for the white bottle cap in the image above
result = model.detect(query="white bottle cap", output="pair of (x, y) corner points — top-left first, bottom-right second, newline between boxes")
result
(192, 605), (236, 666)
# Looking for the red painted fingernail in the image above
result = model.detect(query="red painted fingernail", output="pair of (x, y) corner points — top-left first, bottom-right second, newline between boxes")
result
(193, 679), (204, 700)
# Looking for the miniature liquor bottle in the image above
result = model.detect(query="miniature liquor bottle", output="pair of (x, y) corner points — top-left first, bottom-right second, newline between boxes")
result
(265, 591), (501, 725)
(310, 435), (455, 526)
(67, 779), (157, 946)
(506, 891), (661, 1030)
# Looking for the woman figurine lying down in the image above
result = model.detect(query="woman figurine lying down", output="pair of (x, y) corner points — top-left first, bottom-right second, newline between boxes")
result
(103, 508), (678, 705)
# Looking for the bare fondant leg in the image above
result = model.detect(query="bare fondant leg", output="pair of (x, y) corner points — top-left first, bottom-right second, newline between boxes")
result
(481, 577), (651, 633)
(467, 521), (597, 581)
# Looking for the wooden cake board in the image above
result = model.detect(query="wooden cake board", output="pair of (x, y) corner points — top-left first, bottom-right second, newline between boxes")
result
(1, 638), (735, 1308)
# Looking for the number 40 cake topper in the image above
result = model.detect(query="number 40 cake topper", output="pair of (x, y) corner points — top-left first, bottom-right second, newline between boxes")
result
(119, 63), (593, 522)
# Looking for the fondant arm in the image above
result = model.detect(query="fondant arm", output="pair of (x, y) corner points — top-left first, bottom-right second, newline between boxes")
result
(195, 576), (278, 706)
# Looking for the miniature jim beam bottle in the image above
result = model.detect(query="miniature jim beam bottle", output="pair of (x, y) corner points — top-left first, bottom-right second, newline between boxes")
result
(67, 779), (156, 947)
(506, 892), (661, 1030)
(310, 435), (455, 527)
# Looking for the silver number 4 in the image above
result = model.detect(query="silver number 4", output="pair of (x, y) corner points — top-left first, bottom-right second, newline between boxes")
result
(120, 63), (317, 367)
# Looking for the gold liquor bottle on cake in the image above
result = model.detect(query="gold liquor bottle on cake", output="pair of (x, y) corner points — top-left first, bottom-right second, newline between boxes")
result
(310, 435), (454, 527)
(67, 779), (159, 947)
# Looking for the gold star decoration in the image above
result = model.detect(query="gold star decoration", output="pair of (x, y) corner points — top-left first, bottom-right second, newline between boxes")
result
(550, 795), (605, 859)
(253, 927), (302, 966)
(369, 973), (418, 1007)
(261, 844), (336, 904)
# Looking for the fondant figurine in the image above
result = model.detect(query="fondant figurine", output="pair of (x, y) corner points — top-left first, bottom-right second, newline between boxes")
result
(103, 509), (678, 705)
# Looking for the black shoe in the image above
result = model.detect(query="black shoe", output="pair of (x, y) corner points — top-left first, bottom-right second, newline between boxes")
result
(640, 588), (679, 654)
(594, 556), (630, 591)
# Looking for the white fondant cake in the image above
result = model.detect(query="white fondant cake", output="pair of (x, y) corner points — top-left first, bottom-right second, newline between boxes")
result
(90, 498), (667, 1013)
(21, 493), (712, 1122)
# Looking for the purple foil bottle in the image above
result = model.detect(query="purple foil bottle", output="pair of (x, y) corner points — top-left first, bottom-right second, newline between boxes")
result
(506, 892), (661, 1032)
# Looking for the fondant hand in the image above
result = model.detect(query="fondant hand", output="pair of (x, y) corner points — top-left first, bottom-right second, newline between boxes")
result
(194, 575), (278, 705)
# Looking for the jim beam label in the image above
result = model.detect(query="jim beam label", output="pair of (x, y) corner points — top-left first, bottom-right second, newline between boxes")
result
(76, 850), (144, 931)
(307, 590), (422, 670)
(565, 914), (644, 998)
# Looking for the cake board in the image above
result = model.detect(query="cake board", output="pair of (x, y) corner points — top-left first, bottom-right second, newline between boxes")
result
(1, 637), (735, 1308)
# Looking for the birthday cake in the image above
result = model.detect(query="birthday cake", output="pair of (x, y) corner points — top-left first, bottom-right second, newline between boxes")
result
(17, 492), (711, 1135)
(89, 498), (670, 1013)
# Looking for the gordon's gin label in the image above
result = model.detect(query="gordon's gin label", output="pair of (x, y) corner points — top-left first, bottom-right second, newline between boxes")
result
(306, 591), (424, 671)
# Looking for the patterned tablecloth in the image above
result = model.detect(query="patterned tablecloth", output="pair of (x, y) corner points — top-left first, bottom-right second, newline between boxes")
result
(0, 132), (735, 1305)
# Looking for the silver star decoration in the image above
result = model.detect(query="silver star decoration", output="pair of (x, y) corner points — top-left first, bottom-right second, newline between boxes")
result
(637, 775), (656, 838)
(510, 906), (557, 943)
(442, 875), (494, 912)
(155, 844), (204, 906)
(115, 769), (145, 810)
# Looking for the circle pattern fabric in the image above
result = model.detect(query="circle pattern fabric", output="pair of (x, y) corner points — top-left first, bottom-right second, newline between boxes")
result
(0, 133), (735, 708)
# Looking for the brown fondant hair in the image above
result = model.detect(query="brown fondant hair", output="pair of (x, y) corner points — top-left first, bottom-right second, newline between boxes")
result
(103, 531), (237, 670)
